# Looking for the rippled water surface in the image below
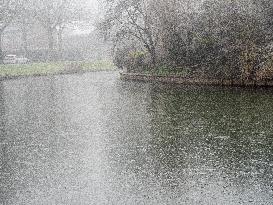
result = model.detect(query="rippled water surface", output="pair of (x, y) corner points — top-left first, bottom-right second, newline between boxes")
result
(0, 71), (273, 204)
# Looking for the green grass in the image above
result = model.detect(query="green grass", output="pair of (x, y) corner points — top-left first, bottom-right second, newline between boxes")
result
(0, 60), (116, 78)
(141, 66), (189, 77)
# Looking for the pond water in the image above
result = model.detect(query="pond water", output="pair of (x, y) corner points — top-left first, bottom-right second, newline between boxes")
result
(0, 71), (272, 204)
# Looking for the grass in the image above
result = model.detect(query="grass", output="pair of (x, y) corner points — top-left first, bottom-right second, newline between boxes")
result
(140, 65), (189, 77)
(0, 60), (116, 79)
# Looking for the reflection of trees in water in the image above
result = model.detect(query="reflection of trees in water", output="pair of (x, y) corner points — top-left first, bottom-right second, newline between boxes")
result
(23, 76), (59, 132)
(0, 82), (6, 137)
(99, 78), (273, 202)
(0, 81), (10, 205)
(15, 76), (61, 172)
(146, 85), (210, 190)
(102, 81), (158, 186)
(21, 76), (70, 183)
(147, 85), (273, 188)
(196, 88), (273, 186)
(0, 76), (69, 203)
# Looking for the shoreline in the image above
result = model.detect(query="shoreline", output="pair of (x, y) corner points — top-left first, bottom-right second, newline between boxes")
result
(0, 69), (116, 81)
(120, 72), (273, 87)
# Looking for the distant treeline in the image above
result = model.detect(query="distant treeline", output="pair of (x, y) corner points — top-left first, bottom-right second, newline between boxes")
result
(3, 33), (111, 62)
(100, 0), (273, 81)
(0, 0), (94, 62)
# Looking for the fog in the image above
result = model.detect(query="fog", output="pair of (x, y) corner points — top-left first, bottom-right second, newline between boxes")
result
(1, 0), (273, 204)
(0, 0), (108, 62)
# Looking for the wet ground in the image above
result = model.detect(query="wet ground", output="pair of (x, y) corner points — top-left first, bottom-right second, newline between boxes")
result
(0, 71), (272, 204)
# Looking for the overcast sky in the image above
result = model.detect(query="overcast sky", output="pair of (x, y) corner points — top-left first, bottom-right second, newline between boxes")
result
(71, 0), (100, 35)
(87, 0), (99, 13)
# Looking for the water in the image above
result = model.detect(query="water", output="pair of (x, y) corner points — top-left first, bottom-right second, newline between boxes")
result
(0, 71), (272, 204)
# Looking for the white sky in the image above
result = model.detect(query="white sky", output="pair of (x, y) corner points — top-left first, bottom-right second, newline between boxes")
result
(87, 0), (99, 13)
(71, 0), (100, 35)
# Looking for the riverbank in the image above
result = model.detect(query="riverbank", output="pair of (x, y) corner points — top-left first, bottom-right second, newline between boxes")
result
(0, 60), (116, 80)
(120, 72), (273, 87)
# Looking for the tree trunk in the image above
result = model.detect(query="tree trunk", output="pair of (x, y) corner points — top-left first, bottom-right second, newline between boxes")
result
(21, 20), (28, 57)
(47, 28), (54, 61)
(57, 29), (63, 60)
(150, 45), (157, 67)
(146, 33), (157, 67)
(145, 44), (157, 67)
(0, 32), (3, 64)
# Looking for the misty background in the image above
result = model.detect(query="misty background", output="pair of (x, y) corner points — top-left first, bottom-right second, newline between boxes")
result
(0, 0), (110, 62)
(1, 0), (273, 81)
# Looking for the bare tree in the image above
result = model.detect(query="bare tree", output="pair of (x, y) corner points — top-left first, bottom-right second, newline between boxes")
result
(16, 2), (32, 57)
(0, 0), (21, 63)
(100, 0), (162, 66)
(29, 0), (87, 60)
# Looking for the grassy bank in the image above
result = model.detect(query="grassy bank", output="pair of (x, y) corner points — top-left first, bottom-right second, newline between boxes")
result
(141, 66), (188, 77)
(0, 60), (116, 79)
(120, 72), (273, 87)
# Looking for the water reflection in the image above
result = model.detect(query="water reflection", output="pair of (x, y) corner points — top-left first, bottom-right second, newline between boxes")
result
(104, 81), (273, 204)
(0, 72), (272, 204)
(146, 86), (273, 202)
(0, 81), (10, 205)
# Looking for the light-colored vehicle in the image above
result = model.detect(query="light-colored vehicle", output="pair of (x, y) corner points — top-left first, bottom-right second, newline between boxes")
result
(3, 55), (30, 64)
(3, 55), (17, 64)
(16, 56), (30, 64)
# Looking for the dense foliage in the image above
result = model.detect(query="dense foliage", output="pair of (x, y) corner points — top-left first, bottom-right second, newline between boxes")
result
(100, 0), (273, 81)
